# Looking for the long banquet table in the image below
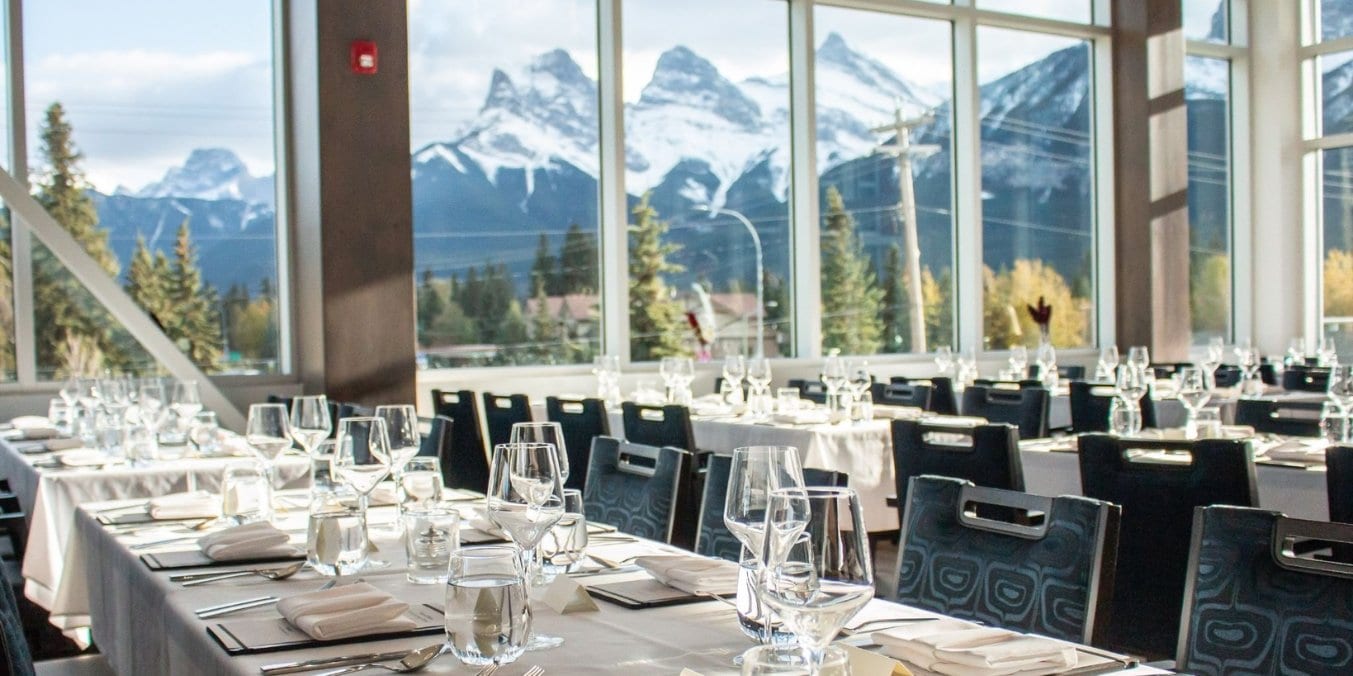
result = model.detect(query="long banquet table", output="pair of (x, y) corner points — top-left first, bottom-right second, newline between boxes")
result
(0, 433), (310, 636)
(72, 494), (1167, 675)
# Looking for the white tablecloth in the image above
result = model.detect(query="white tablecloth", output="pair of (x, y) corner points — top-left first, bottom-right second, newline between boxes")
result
(0, 436), (310, 637)
(72, 498), (1165, 676)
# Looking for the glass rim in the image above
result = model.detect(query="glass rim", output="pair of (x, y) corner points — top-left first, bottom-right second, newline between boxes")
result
(249, 402), (287, 413)
(767, 486), (856, 500)
(453, 544), (520, 560)
(732, 445), (800, 456)
(401, 504), (460, 517)
(336, 415), (385, 426)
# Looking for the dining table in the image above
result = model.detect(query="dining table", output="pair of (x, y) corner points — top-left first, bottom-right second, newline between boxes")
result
(0, 427), (311, 639)
(70, 490), (1171, 675)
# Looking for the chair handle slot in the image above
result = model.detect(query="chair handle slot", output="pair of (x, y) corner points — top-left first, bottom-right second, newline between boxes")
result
(1122, 448), (1194, 467)
(639, 408), (666, 422)
(921, 431), (975, 449)
(561, 402), (585, 414)
(617, 442), (660, 477)
(492, 397), (514, 409)
(1272, 518), (1353, 579)
(955, 485), (1051, 539)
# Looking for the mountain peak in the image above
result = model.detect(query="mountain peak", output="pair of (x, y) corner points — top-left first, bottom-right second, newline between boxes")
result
(482, 69), (520, 113)
(638, 45), (762, 129)
(137, 147), (273, 206)
(818, 32), (851, 60)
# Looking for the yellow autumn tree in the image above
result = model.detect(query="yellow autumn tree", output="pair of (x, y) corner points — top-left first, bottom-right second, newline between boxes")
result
(982, 259), (1088, 348)
(1327, 249), (1353, 317)
(1191, 253), (1230, 337)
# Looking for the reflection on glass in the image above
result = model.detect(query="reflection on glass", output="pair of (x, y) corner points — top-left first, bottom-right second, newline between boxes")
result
(1184, 0), (1228, 44)
(1186, 56), (1232, 345)
(623, 0), (794, 361)
(24, 1), (280, 378)
(813, 8), (954, 356)
(409, 0), (602, 367)
(977, 0), (1091, 24)
(978, 28), (1095, 350)
(1322, 147), (1353, 355)
(1325, 0), (1353, 42)
(1323, 51), (1353, 137)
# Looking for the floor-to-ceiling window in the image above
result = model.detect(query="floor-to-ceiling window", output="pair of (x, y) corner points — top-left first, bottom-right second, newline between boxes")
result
(1307, 0), (1353, 355)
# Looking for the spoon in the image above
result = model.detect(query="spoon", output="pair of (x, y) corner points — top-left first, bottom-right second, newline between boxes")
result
(181, 561), (307, 587)
(314, 643), (447, 676)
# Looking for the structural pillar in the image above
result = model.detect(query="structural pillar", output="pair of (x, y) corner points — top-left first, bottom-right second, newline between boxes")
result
(287, 1), (415, 405)
(1112, 0), (1191, 361)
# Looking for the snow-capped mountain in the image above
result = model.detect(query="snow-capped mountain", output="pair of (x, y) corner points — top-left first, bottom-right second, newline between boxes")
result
(131, 148), (275, 208)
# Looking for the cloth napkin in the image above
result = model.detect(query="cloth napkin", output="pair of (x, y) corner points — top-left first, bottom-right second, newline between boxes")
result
(1260, 438), (1330, 462)
(368, 481), (398, 506)
(873, 405), (925, 420)
(774, 410), (831, 425)
(43, 438), (84, 451)
(148, 491), (221, 520)
(9, 415), (51, 429)
(460, 506), (507, 538)
(57, 450), (112, 467)
(276, 582), (416, 641)
(634, 555), (739, 595)
(874, 622), (1077, 676)
(198, 521), (300, 561)
(19, 426), (60, 440)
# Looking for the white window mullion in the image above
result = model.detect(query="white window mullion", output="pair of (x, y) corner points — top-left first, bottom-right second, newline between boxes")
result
(6, 0), (34, 386)
(953, 5), (983, 355)
(597, 0), (630, 365)
(1092, 32), (1115, 350)
(789, 0), (821, 359)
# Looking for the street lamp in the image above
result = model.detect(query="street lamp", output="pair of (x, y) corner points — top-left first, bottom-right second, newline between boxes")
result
(694, 204), (764, 358)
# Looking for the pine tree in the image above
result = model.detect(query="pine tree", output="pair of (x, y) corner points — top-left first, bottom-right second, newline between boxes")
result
(820, 186), (884, 355)
(165, 220), (223, 369)
(529, 277), (562, 362)
(417, 269), (446, 346)
(628, 193), (689, 361)
(558, 223), (597, 294)
(125, 235), (170, 327)
(31, 102), (127, 375)
(881, 244), (908, 353)
(530, 234), (558, 295)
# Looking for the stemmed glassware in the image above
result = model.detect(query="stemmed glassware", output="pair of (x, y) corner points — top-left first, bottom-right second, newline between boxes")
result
(136, 379), (167, 441)
(758, 487), (874, 674)
(1008, 346), (1029, 379)
(509, 423), (570, 482)
(1113, 364), (1148, 436)
(1319, 337), (1340, 367)
(933, 346), (954, 374)
(1235, 343), (1261, 395)
(846, 360), (872, 422)
(290, 395), (332, 457)
(1097, 345), (1120, 382)
(821, 354), (848, 418)
(1287, 338), (1307, 366)
(169, 380), (202, 442)
(1177, 366), (1212, 438)
(660, 356), (695, 404)
(1128, 346), (1151, 373)
(246, 403), (294, 509)
(725, 446), (806, 646)
(375, 405), (421, 477)
(592, 355), (622, 407)
(485, 442), (566, 651)
(332, 416), (392, 567)
(724, 354), (748, 405)
(1206, 336), (1226, 370)
(747, 357), (773, 417)
(1329, 367), (1353, 441)
(1035, 341), (1057, 386)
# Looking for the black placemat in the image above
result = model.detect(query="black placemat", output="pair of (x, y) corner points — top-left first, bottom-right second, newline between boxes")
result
(142, 549), (305, 571)
(586, 578), (734, 609)
(207, 603), (444, 655)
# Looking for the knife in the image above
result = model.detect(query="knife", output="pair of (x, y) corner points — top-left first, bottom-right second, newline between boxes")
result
(195, 595), (278, 618)
(259, 650), (411, 675)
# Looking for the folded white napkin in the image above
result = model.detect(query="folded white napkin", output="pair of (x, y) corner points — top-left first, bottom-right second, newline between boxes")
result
(20, 427), (60, 440)
(43, 438), (84, 452)
(919, 415), (989, 428)
(199, 521), (300, 561)
(368, 481), (398, 506)
(875, 623), (1077, 676)
(276, 582), (416, 641)
(10, 415), (50, 429)
(634, 555), (739, 595)
(149, 491), (221, 520)
(774, 410), (831, 425)
(58, 449), (111, 467)
(461, 506), (507, 537)
(873, 405), (925, 420)
(1261, 438), (1329, 462)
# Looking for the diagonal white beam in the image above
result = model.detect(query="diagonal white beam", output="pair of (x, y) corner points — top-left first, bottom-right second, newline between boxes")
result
(0, 169), (247, 431)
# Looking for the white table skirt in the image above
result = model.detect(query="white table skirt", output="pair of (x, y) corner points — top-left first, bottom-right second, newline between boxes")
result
(72, 500), (1165, 676)
(0, 437), (310, 637)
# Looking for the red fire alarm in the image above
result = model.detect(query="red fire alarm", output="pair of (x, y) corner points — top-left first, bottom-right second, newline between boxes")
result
(350, 40), (378, 75)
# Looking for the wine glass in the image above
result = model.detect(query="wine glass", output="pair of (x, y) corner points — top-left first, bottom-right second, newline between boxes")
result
(375, 405), (421, 476)
(846, 360), (871, 420)
(1008, 345), (1029, 378)
(137, 379), (167, 432)
(1207, 336), (1226, 369)
(1330, 366), (1353, 415)
(759, 487), (874, 674)
(170, 380), (203, 439)
(1177, 366), (1212, 437)
(659, 356), (681, 401)
(246, 403), (293, 504)
(1128, 346), (1151, 372)
(1319, 337), (1340, 367)
(290, 395), (332, 457)
(934, 346), (954, 374)
(747, 357), (773, 416)
(723, 354), (748, 403)
(509, 422), (569, 481)
(725, 446), (806, 645)
(1097, 345), (1120, 381)
(332, 415), (391, 512)
(821, 354), (847, 396)
(1287, 337), (1307, 365)
(486, 442), (565, 650)
(1035, 342), (1057, 381)
(59, 376), (80, 408)
(671, 356), (696, 404)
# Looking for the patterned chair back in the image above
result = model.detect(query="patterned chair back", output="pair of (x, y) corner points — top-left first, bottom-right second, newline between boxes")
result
(960, 385), (1050, 439)
(890, 418), (1024, 514)
(695, 454), (848, 561)
(481, 392), (532, 450)
(430, 389), (490, 492)
(1179, 506), (1353, 675)
(0, 567), (34, 676)
(1078, 434), (1258, 659)
(897, 475), (1120, 644)
(1068, 381), (1159, 433)
(545, 396), (610, 492)
(1234, 398), (1324, 437)
(583, 436), (692, 543)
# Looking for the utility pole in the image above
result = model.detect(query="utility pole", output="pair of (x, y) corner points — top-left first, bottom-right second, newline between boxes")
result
(873, 104), (938, 353)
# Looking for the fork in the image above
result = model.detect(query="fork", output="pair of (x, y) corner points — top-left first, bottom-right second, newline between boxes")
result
(522, 667), (545, 676)
(473, 665), (499, 676)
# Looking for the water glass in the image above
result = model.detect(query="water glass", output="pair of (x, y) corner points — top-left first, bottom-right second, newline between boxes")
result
(1323, 402), (1350, 444)
(190, 411), (221, 456)
(445, 545), (530, 667)
(399, 457), (445, 516)
(736, 545), (793, 644)
(222, 461), (271, 523)
(47, 398), (70, 435)
(541, 489), (587, 573)
(307, 488), (368, 576)
(1194, 407), (1223, 438)
(740, 645), (849, 676)
(775, 388), (800, 414)
(1109, 397), (1141, 436)
(403, 505), (460, 584)
(94, 409), (123, 458)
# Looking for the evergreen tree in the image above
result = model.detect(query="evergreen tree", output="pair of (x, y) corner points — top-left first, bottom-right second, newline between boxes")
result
(628, 193), (689, 360)
(164, 220), (223, 369)
(820, 187), (883, 354)
(880, 244), (908, 353)
(31, 102), (127, 374)
(529, 277), (562, 362)
(530, 234), (559, 295)
(125, 235), (170, 327)
(417, 269), (446, 346)
(496, 299), (529, 360)
(558, 223), (597, 294)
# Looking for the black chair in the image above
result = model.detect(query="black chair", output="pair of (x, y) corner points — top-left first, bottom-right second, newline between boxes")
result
(695, 453), (848, 561)
(1078, 434), (1259, 659)
(1327, 446), (1353, 562)
(481, 392), (531, 450)
(897, 476), (1119, 645)
(1259, 362), (1278, 386)
(416, 415), (453, 458)
(927, 376), (960, 415)
(0, 565), (112, 675)
(1284, 365), (1333, 392)
(430, 389), (491, 492)
(1068, 381), (1159, 433)
(620, 402), (696, 452)
(870, 381), (931, 409)
(545, 396), (610, 492)
(787, 379), (829, 405)
(1178, 506), (1353, 675)
(890, 419), (1024, 516)
(1211, 364), (1242, 388)
(960, 385), (1050, 439)
(1028, 364), (1087, 382)
(1152, 362), (1194, 379)
(582, 436), (693, 544)
(1234, 398), (1325, 437)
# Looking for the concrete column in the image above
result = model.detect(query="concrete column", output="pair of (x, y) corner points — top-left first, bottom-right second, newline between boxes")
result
(287, 1), (415, 405)
(1112, 0), (1191, 361)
